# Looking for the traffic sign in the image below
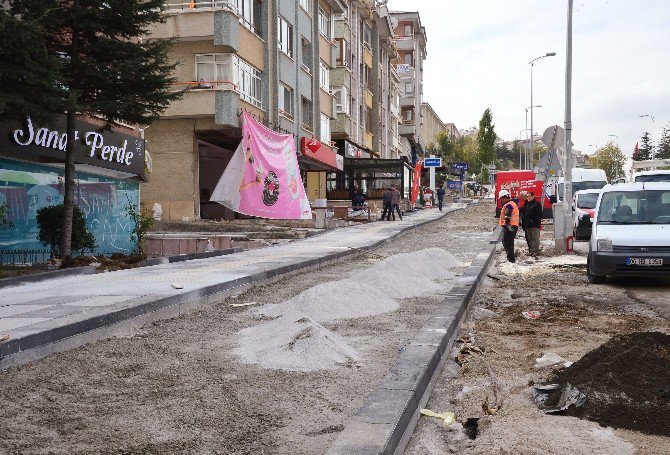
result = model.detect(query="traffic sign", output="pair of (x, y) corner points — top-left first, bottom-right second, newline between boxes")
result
(451, 162), (469, 171)
(424, 157), (442, 167)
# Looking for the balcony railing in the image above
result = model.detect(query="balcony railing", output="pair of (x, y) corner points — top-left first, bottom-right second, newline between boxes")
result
(172, 80), (237, 91)
(163, 0), (237, 13)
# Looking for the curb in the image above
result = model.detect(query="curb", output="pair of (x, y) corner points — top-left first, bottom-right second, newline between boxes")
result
(0, 205), (464, 369)
(0, 266), (97, 290)
(327, 228), (502, 455)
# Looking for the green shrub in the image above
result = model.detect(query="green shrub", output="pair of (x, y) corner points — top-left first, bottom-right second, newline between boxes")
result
(124, 195), (153, 256)
(36, 204), (96, 258)
(0, 204), (13, 230)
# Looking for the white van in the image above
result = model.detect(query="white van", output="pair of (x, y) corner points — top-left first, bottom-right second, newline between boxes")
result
(633, 170), (670, 183)
(557, 168), (608, 201)
(587, 182), (670, 283)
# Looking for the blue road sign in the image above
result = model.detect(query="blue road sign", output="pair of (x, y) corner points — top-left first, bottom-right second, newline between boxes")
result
(424, 157), (442, 167)
(446, 180), (462, 189)
(451, 162), (469, 171)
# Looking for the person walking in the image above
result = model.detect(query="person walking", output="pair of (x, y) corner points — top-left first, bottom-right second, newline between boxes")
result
(498, 189), (520, 263)
(391, 185), (403, 220)
(436, 184), (446, 211)
(522, 191), (543, 256)
(381, 185), (393, 221)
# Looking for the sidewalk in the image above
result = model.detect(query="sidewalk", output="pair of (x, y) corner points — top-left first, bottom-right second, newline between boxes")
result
(0, 204), (465, 368)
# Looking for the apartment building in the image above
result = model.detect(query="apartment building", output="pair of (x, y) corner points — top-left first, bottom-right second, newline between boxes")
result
(142, 0), (345, 221)
(420, 102), (447, 152)
(391, 10), (427, 164)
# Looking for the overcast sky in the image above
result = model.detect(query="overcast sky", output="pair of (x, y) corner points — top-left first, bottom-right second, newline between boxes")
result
(389, 0), (670, 160)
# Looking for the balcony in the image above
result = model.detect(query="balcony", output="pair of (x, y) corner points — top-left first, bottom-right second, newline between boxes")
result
(395, 37), (414, 51)
(399, 121), (415, 137)
(331, 115), (353, 139)
(400, 93), (415, 108)
(364, 89), (373, 109)
(364, 131), (374, 150)
(363, 48), (373, 68)
(147, 0), (240, 51)
(162, 81), (241, 127)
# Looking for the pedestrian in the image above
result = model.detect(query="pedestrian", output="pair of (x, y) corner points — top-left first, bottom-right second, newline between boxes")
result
(391, 184), (403, 220)
(381, 185), (393, 221)
(522, 191), (543, 256)
(351, 184), (365, 209)
(436, 184), (446, 211)
(498, 189), (520, 263)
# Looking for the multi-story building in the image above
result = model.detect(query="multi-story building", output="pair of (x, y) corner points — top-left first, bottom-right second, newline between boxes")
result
(420, 102), (447, 153)
(391, 10), (427, 164)
(142, 0), (345, 221)
(444, 122), (460, 140)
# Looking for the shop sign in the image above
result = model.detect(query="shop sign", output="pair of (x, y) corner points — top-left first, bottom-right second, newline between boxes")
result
(2, 116), (146, 179)
(396, 64), (411, 74)
(345, 141), (369, 159)
(300, 137), (344, 171)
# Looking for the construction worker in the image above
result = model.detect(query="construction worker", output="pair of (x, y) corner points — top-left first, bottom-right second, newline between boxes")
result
(498, 189), (520, 263)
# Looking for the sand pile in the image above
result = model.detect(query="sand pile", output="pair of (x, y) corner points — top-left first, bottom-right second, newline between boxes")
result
(548, 331), (670, 436)
(234, 248), (460, 371)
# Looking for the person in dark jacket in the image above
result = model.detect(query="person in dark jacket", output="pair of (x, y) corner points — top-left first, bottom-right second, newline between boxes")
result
(381, 186), (393, 221)
(522, 191), (543, 256)
(436, 184), (446, 211)
(351, 184), (365, 208)
(391, 185), (403, 220)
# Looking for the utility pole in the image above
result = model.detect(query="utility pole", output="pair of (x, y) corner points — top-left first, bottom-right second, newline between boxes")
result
(564, 0), (573, 207)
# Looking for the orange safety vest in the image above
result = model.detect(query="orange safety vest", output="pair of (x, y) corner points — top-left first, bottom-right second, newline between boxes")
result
(499, 200), (520, 227)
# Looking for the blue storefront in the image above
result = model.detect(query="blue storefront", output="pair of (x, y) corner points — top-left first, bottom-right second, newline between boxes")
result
(1, 116), (147, 256)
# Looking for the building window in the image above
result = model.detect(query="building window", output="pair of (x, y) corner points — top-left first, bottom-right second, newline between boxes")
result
(232, 55), (262, 108)
(403, 24), (413, 37)
(404, 82), (413, 95)
(333, 86), (350, 116)
(319, 60), (329, 91)
(279, 83), (294, 118)
(301, 36), (312, 73)
(318, 6), (331, 39)
(402, 108), (414, 123)
(195, 54), (261, 108)
(299, 0), (312, 13)
(195, 54), (230, 87)
(301, 97), (313, 128)
(236, 0), (262, 36)
(320, 114), (331, 143)
(334, 38), (350, 68)
(278, 16), (294, 58)
(363, 23), (372, 50)
(403, 51), (414, 67)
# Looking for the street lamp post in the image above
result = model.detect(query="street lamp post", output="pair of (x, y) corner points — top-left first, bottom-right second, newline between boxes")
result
(529, 52), (556, 170)
(525, 105), (542, 169)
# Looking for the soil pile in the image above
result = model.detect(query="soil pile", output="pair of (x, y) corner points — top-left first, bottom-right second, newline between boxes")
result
(549, 331), (670, 436)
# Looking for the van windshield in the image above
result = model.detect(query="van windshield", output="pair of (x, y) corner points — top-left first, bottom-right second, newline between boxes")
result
(598, 190), (670, 224)
(573, 180), (607, 192)
(635, 174), (670, 183)
(577, 193), (598, 209)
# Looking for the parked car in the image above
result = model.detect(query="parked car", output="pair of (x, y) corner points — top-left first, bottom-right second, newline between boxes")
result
(572, 189), (600, 240)
(587, 182), (670, 283)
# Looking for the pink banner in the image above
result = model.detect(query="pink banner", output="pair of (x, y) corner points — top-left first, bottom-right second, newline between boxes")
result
(210, 112), (312, 220)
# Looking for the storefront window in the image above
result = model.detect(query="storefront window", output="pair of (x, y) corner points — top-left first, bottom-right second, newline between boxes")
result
(0, 158), (139, 253)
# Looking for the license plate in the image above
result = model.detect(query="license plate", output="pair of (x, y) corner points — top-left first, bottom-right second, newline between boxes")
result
(626, 258), (664, 266)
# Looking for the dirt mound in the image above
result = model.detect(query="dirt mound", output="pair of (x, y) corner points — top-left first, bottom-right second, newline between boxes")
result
(549, 331), (670, 436)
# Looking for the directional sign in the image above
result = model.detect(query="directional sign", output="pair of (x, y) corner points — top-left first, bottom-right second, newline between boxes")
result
(451, 162), (469, 171)
(424, 157), (442, 167)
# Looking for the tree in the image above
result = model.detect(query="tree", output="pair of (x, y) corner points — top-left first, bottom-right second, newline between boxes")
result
(657, 126), (670, 160)
(36, 204), (95, 258)
(0, 10), (65, 124)
(435, 131), (453, 161)
(8, 0), (181, 258)
(635, 132), (654, 161)
(476, 108), (496, 165)
(591, 142), (626, 182)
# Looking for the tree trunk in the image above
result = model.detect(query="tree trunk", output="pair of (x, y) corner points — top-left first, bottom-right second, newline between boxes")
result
(60, 109), (77, 258)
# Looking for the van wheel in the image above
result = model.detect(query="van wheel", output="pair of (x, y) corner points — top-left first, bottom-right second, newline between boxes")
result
(587, 256), (606, 284)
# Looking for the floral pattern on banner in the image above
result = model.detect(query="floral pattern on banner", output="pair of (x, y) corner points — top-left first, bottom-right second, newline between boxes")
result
(210, 112), (312, 220)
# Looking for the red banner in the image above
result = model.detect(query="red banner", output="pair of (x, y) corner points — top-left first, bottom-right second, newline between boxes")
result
(411, 161), (422, 204)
